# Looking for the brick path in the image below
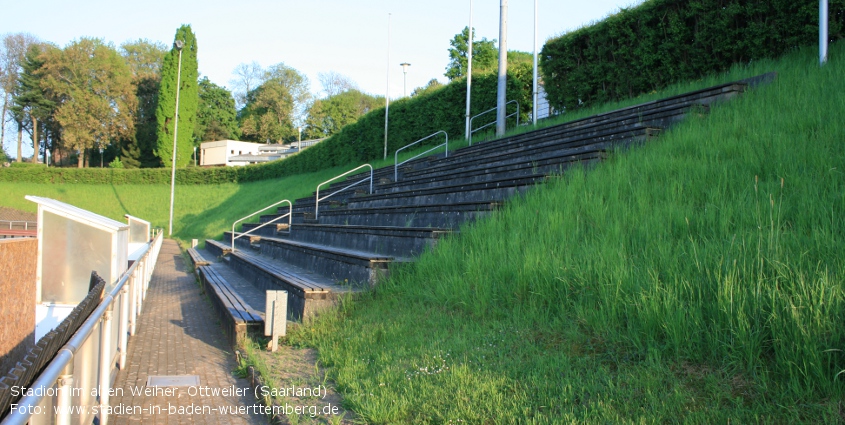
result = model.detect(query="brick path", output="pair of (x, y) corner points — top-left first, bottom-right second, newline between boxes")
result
(110, 240), (265, 424)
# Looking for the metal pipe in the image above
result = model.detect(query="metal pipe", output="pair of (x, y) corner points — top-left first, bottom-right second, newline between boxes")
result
(496, 0), (508, 136)
(394, 131), (449, 181)
(820, 0), (828, 65)
(56, 368), (74, 425)
(384, 13), (391, 159)
(99, 308), (113, 425)
(465, 0), (473, 140)
(231, 199), (292, 252)
(119, 283), (129, 368)
(316, 164), (373, 219)
(532, 0), (539, 126)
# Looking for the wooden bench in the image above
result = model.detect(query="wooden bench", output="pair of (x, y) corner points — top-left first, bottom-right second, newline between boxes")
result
(187, 247), (210, 267)
(197, 265), (263, 346)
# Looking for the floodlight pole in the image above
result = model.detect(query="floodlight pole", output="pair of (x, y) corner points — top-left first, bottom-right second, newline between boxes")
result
(496, 0), (509, 136)
(168, 40), (184, 237)
(465, 0), (473, 140)
(820, 0), (828, 65)
(384, 13), (391, 160)
(532, 0), (539, 126)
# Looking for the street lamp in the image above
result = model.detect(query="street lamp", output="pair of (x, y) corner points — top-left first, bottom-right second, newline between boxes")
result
(383, 13), (391, 160)
(400, 63), (411, 97)
(168, 39), (184, 237)
(298, 127), (302, 151)
(193, 146), (197, 167)
(465, 0), (474, 140)
(99, 146), (104, 168)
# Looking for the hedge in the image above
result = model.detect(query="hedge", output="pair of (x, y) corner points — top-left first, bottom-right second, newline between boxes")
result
(0, 64), (533, 185)
(540, 0), (845, 110)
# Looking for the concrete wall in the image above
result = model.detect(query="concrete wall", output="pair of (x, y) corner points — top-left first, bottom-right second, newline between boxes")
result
(200, 140), (262, 166)
(0, 238), (36, 374)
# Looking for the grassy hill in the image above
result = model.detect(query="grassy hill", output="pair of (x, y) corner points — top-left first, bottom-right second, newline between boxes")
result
(270, 43), (845, 423)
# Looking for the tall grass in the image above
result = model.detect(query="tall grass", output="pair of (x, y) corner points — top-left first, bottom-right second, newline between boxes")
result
(285, 42), (845, 423)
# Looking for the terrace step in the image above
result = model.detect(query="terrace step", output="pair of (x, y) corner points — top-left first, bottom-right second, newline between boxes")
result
(278, 223), (453, 257)
(196, 263), (263, 345)
(205, 239), (232, 257)
(227, 249), (359, 320)
(256, 236), (408, 286)
(313, 200), (502, 227)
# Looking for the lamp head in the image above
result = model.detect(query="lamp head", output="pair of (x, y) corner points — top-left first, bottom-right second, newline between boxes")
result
(174, 40), (184, 51)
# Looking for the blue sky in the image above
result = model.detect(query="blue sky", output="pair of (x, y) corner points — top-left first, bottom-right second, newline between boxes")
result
(2, 0), (643, 158)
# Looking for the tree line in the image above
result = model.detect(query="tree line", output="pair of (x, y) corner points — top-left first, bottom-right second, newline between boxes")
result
(0, 25), (525, 168)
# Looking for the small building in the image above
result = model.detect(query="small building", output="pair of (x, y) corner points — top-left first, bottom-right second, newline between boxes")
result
(227, 138), (327, 166)
(199, 140), (263, 167)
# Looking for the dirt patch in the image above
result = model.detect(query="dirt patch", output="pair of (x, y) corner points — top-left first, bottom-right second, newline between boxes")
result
(250, 343), (355, 425)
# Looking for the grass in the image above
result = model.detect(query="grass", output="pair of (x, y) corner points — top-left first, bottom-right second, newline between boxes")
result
(277, 42), (845, 424)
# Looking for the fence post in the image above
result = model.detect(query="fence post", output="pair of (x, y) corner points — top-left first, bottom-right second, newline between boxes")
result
(56, 363), (74, 425)
(119, 281), (130, 368)
(99, 307), (114, 425)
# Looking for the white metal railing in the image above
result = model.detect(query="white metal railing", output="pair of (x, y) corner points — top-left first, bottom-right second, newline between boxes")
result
(315, 164), (373, 220)
(0, 220), (36, 230)
(2, 230), (163, 425)
(394, 131), (448, 182)
(469, 100), (520, 145)
(231, 199), (292, 252)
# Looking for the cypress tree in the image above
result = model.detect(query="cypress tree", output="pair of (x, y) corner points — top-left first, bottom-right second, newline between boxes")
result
(155, 25), (198, 168)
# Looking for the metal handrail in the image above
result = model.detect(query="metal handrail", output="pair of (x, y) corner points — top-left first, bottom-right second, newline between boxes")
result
(2, 231), (163, 425)
(315, 164), (373, 220)
(231, 199), (292, 252)
(469, 100), (520, 145)
(393, 131), (448, 182)
(0, 220), (37, 230)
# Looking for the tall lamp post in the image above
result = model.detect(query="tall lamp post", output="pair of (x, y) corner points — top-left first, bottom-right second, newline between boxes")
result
(168, 39), (184, 237)
(400, 63), (411, 97)
(820, 0), (829, 65)
(465, 0), (473, 140)
(193, 146), (197, 167)
(383, 13), (391, 160)
(496, 0), (509, 136)
(99, 146), (104, 168)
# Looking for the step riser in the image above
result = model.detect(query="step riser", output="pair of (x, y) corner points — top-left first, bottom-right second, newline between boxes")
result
(226, 254), (338, 321)
(316, 208), (493, 228)
(279, 227), (446, 257)
(260, 239), (390, 286)
(240, 223), (279, 238)
(347, 184), (535, 210)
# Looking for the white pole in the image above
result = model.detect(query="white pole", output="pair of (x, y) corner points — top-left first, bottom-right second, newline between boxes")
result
(532, 0), (539, 126)
(820, 0), (828, 65)
(168, 42), (183, 237)
(465, 0), (473, 140)
(496, 0), (508, 136)
(384, 13), (391, 160)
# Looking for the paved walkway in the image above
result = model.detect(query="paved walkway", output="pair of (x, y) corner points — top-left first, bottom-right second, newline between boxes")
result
(110, 240), (265, 424)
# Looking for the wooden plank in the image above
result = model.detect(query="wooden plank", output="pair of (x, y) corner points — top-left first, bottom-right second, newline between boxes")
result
(200, 268), (246, 324)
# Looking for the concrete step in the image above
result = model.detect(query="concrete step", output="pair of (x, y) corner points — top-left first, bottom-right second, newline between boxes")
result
(346, 174), (546, 209)
(205, 239), (232, 257)
(313, 201), (502, 227)
(256, 236), (408, 286)
(226, 249), (358, 321)
(278, 223), (453, 257)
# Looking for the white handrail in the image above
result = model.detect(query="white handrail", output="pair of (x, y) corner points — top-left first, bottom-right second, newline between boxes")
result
(0, 220), (37, 230)
(393, 131), (448, 182)
(231, 199), (292, 252)
(469, 100), (520, 145)
(315, 164), (373, 220)
(2, 230), (163, 425)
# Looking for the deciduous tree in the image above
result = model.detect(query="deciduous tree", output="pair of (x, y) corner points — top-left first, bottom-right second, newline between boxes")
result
(304, 89), (381, 139)
(239, 63), (310, 143)
(230, 61), (262, 110)
(318, 71), (358, 98)
(445, 27), (497, 80)
(121, 39), (167, 168)
(39, 38), (136, 168)
(155, 25), (199, 168)
(12, 43), (56, 164)
(196, 77), (239, 142)
(1, 33), (38, 161)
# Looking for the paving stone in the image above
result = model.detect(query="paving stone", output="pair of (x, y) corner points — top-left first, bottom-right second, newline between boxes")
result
(110, 240), (264, 424)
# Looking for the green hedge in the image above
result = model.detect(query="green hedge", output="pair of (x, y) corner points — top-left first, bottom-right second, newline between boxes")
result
(540, 0), (845, 110)
(0, 65), (533, 185)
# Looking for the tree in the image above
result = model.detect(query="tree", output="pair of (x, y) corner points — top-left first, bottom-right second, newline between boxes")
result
(239, 63), (310, 143)
(411, 79), (444, 97)
(1, 33), (38, 161)
(318, 71), (358, 98)
(304, 89), (381, 139)
(11, 43), (56, 164)
(195, 77), (239, 142)
(155, 25), (199, 168)
(39, 38), (136, 168)
(444, 27), (498, 80)
(229, 61), (262, 110)
(121, 39), (167, 168)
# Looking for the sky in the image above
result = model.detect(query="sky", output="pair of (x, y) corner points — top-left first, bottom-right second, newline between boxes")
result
(2, 0), (643, 159)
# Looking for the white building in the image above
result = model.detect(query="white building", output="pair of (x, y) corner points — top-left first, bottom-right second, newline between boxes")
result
(200, 140), (263, 167)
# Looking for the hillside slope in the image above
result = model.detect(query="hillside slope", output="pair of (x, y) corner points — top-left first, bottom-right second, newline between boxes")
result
(284, 43), (845, 423)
